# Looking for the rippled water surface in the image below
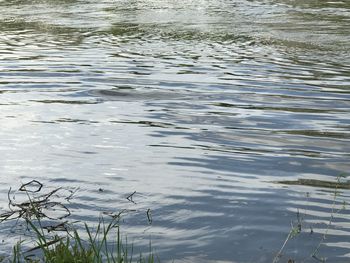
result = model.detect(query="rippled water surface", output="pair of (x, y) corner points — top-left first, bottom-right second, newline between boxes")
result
(1, 0), (350, 262)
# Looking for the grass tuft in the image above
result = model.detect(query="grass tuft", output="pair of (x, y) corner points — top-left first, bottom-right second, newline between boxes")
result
(3, 216), (156, 263)
(0, 181), (156, 263)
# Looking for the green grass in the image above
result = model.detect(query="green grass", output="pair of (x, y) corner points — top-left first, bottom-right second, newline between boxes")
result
(0, 210), (154, 263)
(0, 181), (156, 263)
(2, 216), (155, 263)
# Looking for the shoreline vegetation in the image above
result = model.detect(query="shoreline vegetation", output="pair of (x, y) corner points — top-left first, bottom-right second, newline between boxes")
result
(0, 181), (156, 263)
(273, 174), (349, 263)
(0, 175), (348, 262)
(3, 218), (155, 263)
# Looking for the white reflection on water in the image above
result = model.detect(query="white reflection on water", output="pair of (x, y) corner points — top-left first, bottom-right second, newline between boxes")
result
(1, 0), (350, 262)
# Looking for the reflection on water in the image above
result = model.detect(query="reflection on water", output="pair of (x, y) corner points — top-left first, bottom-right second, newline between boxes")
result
(0, 0), (350, 262)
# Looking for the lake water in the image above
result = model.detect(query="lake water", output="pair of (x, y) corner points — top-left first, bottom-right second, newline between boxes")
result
(0, 0), (350, 262)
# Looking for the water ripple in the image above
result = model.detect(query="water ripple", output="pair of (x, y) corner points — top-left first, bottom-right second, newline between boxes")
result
(0, 0), (350, 262)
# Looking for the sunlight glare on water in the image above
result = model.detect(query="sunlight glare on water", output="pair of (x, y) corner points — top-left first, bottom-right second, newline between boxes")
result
(0, 0), (350, 262)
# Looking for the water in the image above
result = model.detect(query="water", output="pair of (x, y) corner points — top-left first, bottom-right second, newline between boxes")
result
(0, 0), (350, 262)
